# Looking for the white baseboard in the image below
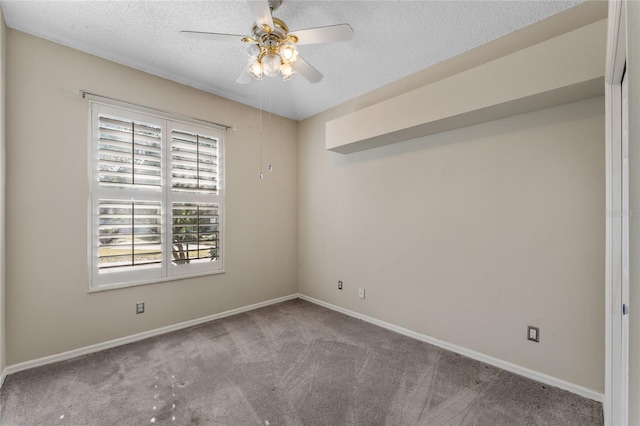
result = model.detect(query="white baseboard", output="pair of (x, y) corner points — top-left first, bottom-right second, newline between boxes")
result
(3, 292), (604, 404)
(297, 293), (604, 403)
(4, 294), (298, 377)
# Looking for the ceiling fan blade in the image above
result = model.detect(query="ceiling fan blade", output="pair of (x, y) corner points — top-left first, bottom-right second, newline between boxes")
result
(292, 56), (323, 83)
(236, 63), (254, 84)
(247, 0), (274, 31)
(180, 31), (245, 43)
(292, 24), (354, 45)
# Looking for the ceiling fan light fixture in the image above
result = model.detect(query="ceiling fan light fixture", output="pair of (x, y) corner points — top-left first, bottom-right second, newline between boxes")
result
(182, 0), (353, 84)
(280, 44), (298, 63)
(281, 62), (296, 81)
(262, 52), (281, 77)
(246, 44), (260, 58)
(248, 59), (263, 80)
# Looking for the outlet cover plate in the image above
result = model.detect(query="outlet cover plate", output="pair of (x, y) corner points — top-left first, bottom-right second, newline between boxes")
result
(527, 326), (539, 342)
(338, 281), (343, 290)
(136, 302), (145, 314)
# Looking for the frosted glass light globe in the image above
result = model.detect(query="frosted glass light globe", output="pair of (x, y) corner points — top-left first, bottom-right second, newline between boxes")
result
(246, 44), (260, 58)
(281, 62), (296, 81)
(248, 60), (263, 80)
(280, 44), (298, 63)
(262, 53), (281, 77)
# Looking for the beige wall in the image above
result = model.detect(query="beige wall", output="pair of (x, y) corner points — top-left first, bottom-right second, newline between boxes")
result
(5, 30), (298, 365)
(326, 19), (605, 154)
(298, 95), (605, 392)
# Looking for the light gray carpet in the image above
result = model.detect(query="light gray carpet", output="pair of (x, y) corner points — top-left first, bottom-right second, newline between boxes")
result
(0, 299), (603, 425)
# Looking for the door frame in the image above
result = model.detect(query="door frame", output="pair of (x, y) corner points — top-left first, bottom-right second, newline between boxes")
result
(605, 1), (628, 424)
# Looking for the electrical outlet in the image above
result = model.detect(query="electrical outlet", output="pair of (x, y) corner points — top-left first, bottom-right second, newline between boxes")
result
(338, 281), (343, 290)
(527, 326), (539, 342)
(358, 288), (365, 299)
(136, 302), (145, 314)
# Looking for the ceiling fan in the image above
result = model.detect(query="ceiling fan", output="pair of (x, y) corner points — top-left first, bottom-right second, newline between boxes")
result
(180, 0), (354, 84)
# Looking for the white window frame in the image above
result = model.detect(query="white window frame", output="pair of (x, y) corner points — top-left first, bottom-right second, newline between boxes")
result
(88, 102), (225, 292)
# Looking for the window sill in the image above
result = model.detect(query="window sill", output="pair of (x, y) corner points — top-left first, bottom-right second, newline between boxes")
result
(88, 268), (225, 293)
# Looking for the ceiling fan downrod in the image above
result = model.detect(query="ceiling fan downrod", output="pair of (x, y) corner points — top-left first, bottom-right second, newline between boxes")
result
(266, 0), (283, 13)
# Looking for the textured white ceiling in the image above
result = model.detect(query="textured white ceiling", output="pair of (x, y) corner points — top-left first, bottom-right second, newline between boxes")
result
(0, 0), (583, 120)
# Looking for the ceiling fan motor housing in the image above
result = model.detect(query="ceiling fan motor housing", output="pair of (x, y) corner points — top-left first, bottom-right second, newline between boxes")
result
(251, 17), (289, 44)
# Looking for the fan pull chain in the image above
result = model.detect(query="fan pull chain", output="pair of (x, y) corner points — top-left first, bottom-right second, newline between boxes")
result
(258, 80), (264, 180)
(268, 82), (273, 173)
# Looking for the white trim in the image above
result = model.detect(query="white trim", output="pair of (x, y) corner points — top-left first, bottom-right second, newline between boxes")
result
(88, 101), (226, 291)
(3, 294), (297, 376)
(298, 294), (603, 403)
(605, 80), (624, 425)
(605, 1), (626, 86)
(87, 268), (225, 293)
(80, 90), (233, 132)
(605, 1), (628, 424)
(0, 368), (6, 389)
(2, 292), (604, 404)
(620, 70), (630, 426)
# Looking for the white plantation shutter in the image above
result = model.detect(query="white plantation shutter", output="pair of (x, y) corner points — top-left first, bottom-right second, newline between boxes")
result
(171, 129), (219, 193)
(90, 103), (224, 290)
(98, 114), (162, 189)
(98, 201), (162, 269)
(171, 203), (220, 264)
(168, 122), (223, 277)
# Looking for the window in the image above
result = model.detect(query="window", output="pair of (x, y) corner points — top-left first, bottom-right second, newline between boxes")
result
(89, 103), (224, 290)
